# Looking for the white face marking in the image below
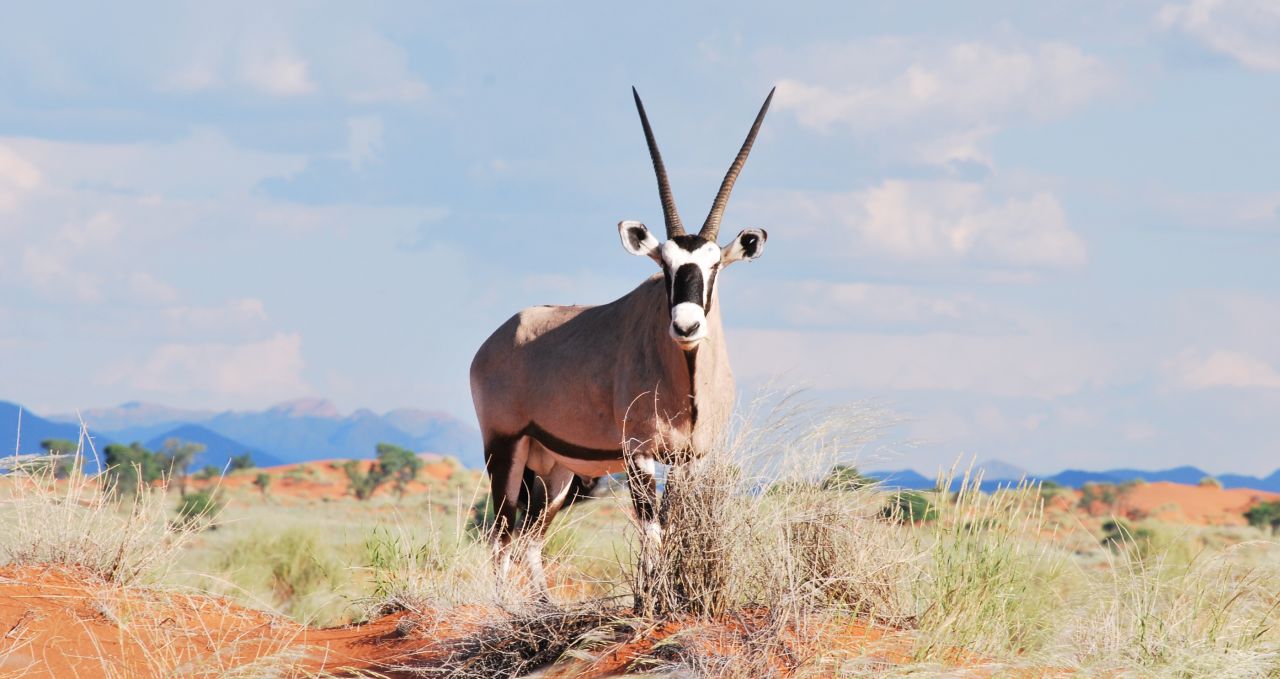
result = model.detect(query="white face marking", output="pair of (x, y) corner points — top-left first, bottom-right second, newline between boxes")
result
(659, 241), (721, 345)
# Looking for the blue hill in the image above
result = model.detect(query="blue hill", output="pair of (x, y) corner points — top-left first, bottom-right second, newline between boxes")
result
(0, 401), (111, 472)
(143, 424), (285, 471)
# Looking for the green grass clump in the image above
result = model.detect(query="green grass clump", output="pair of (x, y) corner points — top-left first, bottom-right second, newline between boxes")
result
(212, 526), (351, 624)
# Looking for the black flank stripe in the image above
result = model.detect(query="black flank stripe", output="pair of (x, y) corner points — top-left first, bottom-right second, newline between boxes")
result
(522, 422), (623, 461)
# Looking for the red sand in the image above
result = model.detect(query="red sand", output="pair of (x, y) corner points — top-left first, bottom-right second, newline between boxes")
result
(0, 565), (940, 678)
(1082, 481), (1280, 526)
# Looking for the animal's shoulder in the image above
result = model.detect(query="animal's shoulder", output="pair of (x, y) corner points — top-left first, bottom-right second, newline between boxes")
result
(513, 303), (593, 342)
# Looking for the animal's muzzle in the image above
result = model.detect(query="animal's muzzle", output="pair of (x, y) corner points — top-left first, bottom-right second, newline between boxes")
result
(670, 302), (707, 343)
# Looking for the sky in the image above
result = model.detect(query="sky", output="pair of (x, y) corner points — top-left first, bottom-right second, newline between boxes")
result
(2, 1), (1279, 475)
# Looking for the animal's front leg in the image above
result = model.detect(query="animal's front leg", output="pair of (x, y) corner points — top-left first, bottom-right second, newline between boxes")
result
(625, 452), (661, 615)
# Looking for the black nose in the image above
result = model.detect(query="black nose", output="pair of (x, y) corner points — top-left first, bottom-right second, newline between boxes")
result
(674, 320), (701, 337)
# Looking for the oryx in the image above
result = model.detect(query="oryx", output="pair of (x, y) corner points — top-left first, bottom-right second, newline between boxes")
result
(469, 87), (773, 597)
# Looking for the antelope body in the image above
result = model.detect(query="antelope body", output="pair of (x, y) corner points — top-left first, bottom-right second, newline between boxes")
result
(470, 88), (773, 596)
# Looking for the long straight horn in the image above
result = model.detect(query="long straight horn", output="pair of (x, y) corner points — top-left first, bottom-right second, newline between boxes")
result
(632, 87), (685, 238)
(700, 87), (775, 242)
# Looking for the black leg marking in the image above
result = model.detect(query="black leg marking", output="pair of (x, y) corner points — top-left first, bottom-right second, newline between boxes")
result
(484, 434), (521, 545)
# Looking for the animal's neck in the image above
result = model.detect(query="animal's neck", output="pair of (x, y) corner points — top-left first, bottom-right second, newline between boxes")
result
(653, 289), (727, 434)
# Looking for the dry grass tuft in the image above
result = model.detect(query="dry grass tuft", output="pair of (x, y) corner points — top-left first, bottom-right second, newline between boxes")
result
(411, 604), (620, 678)
(0, 430), (203, 585)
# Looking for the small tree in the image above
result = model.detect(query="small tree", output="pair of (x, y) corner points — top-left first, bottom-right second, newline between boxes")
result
(159, 438), (206, 498)
(228, 453), (255, 472)
(343, 460), (383, 500)
(103, 443), (164, 496)
(194, 465), (221, 481)
(1244, 501), (1280, 535)
(881, 490), (938, 523)
(38, 438), (78, 478)
(1199, 476), (1223, 489)
(175, 490), (224, 530)
(821, 464), (874, 492)
(342, 444), (424, 501)
(375, 443), (423, 499)
(253, 472), (271, 498)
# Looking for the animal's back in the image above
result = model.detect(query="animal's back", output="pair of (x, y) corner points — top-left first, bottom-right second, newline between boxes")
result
(470, 303), (596, 439)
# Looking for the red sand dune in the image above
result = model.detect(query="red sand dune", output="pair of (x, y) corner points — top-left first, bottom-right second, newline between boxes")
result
(1082, 481), (1279, 526)
(191, 456), (472, 504)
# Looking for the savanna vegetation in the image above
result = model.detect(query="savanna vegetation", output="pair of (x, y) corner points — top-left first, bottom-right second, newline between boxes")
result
(2, 407), (1280, 677)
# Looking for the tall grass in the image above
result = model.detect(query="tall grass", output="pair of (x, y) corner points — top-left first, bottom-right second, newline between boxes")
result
(0, 429), (201, 585)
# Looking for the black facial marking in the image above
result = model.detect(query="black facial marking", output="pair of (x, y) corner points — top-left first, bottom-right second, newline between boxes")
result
(670, 234), (711, 252)
(740, 232), (760, 258)
(705, 264), (719, 315)
(672, 263), (704, 307)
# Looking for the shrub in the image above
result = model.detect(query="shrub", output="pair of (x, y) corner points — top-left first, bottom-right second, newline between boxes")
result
(1199, 476), (1223, 489)
(102, 442), (165, 496)
(1101, 518), (1154, 552)
(821, 463), (875, 491)
(215, 527), (348, 622)
(343, 443), (424, 500)
(882, 490), (938, 523)
(1244, 501), (1280, 535)
(254, 472), (271, 496)
(194, 465), (220, 481)
(174, 490), (223, 530)
(228, 453), (255, 472)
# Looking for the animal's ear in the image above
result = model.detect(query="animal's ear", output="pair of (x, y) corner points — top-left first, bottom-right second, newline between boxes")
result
(721, 228), (767, 266)
(618, 220), (661, 262)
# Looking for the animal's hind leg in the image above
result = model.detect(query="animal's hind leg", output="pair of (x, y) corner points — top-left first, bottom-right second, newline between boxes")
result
(518, 460), (576, 601)
(484, 433), (529, 593)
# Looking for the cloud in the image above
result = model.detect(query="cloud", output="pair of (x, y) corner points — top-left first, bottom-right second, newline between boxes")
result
(109, 332), (310, 404)
(1160, 0), (1280, 72)
(162, 24), (425, 102)
(127, 272), (179, 305)
(765, 180), (1086, 268)
(239, 46), (315, 96)
(0, 144), (41, 214)
(1154, 188), (1280, 231)
(347, 116), (384, 170)
(1167, 349), (1280, 389)
(773, 39), (1114, 133)
(747, 280), (1002, 331)
(733, 326), (1115, 399)
(163, 298), (269, 334)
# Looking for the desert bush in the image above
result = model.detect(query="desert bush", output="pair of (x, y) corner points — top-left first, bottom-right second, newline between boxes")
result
(343, 443), (424, 500)
(1199, 475), (1222, 489)
(174, 490), (224, 530)
(228, 453), (255, 471)
(194, 464), (221, 480)
(626, 398), (917, 629)
(881, 490), (938, 523)
(1244, 501), (1280, 535)
(253, 471), (271, 496)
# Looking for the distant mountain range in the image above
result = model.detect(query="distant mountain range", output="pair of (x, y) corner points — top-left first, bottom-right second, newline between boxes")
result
(1, 398), (483, 472)
(4, 402), (1277, 491)
(868, 459), (1280, 493)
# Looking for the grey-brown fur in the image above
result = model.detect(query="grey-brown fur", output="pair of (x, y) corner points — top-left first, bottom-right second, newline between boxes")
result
(468, 89), (772, 598)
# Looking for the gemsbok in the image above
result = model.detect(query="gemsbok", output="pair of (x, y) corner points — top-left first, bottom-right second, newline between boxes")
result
(470, 87), (773, 598)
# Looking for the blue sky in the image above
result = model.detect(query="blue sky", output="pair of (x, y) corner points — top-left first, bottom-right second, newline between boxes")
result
(2, 1), (1279, 474)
